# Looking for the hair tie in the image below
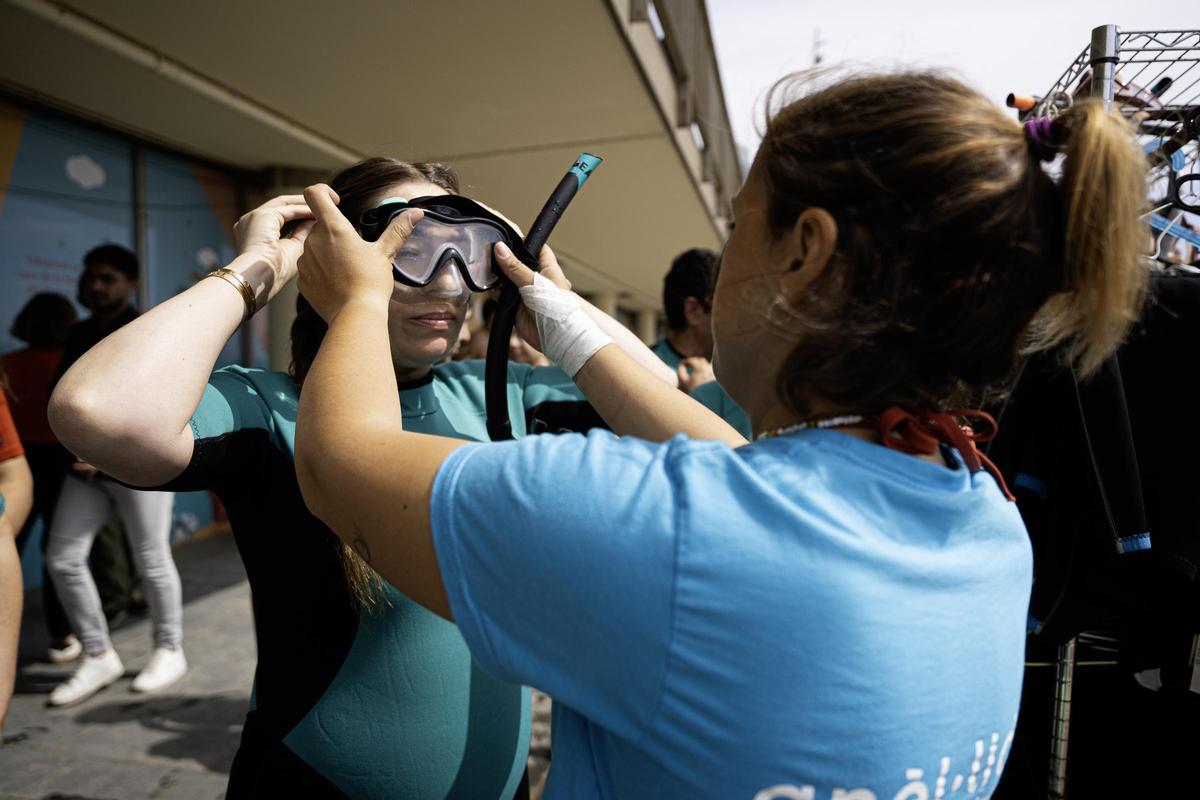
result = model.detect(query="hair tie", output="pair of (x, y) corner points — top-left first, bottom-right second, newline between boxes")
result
(1023, 117), (1063, 162)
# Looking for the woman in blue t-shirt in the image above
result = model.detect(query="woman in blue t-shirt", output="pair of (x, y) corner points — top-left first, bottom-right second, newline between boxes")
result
(48, 157), (674, 798)
(292, 73), (1149, 799)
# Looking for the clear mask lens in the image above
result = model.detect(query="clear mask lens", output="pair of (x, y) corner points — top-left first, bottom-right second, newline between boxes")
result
(391, 257), (471, 307)
(392, 216), (504, 290)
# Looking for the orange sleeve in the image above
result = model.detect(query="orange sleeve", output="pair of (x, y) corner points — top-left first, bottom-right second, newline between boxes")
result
(0, 391), (24, 462)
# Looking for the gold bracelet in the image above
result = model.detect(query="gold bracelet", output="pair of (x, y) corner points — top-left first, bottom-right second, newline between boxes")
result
(206, 268), (258, 320)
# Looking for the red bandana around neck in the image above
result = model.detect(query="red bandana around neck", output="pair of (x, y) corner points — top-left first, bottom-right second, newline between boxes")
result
(876, 407), (1015, 501)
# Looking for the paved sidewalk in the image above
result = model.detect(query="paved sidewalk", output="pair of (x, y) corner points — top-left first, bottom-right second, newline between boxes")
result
(0, 533), (253, 800)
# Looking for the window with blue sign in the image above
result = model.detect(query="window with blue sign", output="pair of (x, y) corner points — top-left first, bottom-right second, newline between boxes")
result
(0, 99), (255, 586)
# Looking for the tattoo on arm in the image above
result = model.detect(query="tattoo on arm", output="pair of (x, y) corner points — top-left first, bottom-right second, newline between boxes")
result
(351, 523), (372, 564)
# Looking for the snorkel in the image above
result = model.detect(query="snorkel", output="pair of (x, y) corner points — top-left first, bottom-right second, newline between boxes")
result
(485, 153), (602, 441)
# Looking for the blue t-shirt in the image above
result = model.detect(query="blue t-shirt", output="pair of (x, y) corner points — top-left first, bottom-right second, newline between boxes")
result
(431, 428), (1032, 799)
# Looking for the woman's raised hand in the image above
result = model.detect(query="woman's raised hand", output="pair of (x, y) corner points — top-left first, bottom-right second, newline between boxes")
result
(297, 184), (423, 322)
(494, 242), (571, 353)
(233, 194), (316, 287)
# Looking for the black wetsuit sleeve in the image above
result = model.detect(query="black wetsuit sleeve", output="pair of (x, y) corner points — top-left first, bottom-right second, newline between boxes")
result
(151, 430), (265, 494)
(519, 364), (610, 434)
(524, 400), (609, 434)
(139, 369), (279, 493)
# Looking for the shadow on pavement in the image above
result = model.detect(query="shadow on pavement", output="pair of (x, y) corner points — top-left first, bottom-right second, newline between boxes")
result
(74, 693), (245, 775)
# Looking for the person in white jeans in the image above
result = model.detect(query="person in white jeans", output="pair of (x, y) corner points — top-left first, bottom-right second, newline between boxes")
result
(45, 472), (186, 705)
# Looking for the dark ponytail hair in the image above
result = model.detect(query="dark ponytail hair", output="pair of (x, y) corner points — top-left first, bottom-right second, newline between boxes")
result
(289, 157), (459, 609)
(758, 71), (1148, 416)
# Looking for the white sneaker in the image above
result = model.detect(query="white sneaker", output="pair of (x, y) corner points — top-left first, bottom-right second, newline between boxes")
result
(130, 647), (187, 694)
(47, 636), (83, 664)
(47, 649), (124, 707)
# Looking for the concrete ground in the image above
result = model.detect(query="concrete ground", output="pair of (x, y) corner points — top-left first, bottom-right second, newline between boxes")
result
(0, 532), (553, 800)
(0, 533), (253, 800)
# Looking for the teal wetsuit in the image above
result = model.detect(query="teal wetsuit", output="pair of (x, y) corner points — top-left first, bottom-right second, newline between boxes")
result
(651, 338), (751, 439)
(689, 380), (752, 439)
(649, 338), (683, 371)
(156, 360), (602, 799)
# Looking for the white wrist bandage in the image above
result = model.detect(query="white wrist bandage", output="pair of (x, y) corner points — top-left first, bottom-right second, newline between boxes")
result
(518, 273), (612, 378)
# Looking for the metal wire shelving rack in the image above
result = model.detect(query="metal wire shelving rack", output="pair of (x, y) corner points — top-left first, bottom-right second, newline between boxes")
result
(1010, 24), (1200, 799)
(1018, 25), (1200, 265)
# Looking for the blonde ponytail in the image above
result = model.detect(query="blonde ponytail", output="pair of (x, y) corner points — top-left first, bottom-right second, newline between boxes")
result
(1026, 99), (1150, 377)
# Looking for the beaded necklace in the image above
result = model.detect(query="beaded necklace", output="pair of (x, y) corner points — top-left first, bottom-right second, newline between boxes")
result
(754, 406), (1015, 501)
(754, 413), (873, 441)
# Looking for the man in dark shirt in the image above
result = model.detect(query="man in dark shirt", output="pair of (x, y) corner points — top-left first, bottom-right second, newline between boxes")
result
(53, 246), (145, 634)
(650, 249), (752, 437)
(650, 248), (717, 379)
(45, 245), (186, 704)
(57, 246), (142, 378)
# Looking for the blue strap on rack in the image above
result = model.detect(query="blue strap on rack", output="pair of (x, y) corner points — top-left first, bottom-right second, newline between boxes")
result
(1148, 214), (1200, 248)
(1143, 138), (1187, 172)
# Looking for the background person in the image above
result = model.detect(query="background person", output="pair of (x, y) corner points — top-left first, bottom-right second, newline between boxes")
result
(42, 246), (185, 706)
(49, 157), (674, 797)
(651, 248), (751, 435)
(650, 247), (716, 367)
(465, 298), (551, 366)
(57, 248), (148, 628)
(291, 70), (1146, 798)
(4, 293), (80, 661)
(652, 248), (751, 435)
(462, 297), (496, 360)
(0, 363), (34, 736)
(650, 247), (717, 390)
(445, 303), (473, 362)
(507, 332), (551, 368)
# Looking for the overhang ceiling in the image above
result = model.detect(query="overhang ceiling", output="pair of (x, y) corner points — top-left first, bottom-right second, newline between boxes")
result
(0, 0), (725, 307)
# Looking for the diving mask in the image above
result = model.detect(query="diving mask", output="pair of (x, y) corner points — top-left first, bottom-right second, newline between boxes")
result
(358, 195), (537, 292)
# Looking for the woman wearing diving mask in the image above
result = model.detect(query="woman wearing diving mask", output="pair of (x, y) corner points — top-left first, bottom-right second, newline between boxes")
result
(48, 157), (673, 798)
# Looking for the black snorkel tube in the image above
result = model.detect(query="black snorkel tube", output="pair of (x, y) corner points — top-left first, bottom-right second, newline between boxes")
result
(485, 153), (602, 441)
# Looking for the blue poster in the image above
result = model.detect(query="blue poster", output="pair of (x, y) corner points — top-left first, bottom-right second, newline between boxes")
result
(0, 102), (133, 353)
(143, 149), (248, 367)
(1, 103), (253, 586)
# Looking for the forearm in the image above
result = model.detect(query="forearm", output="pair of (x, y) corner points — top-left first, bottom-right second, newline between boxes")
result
(297, 298), (402, 453)
(0, 458), (32, 534)
(579, 297), (677, 386)
(50, 253), (277, 485)
(574, 344), (746, 446)
(295, 298), (458, 617)
(0, 518), (20, 735)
